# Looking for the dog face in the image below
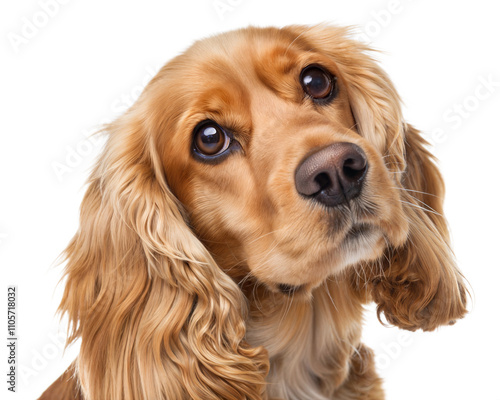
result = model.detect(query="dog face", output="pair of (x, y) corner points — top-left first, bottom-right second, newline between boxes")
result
(152, 26), (408, 295)
(53, 25), (468, 400)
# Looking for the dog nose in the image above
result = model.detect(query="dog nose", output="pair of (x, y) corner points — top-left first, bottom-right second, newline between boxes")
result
(295, 142), (368, 207)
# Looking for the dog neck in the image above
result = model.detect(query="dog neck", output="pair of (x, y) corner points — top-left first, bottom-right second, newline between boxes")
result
(244, 279), (364, 399)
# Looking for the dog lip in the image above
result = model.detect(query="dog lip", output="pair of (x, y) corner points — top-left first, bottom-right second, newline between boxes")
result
(278, 283), (305, 295)
(346, 223), (372, 239)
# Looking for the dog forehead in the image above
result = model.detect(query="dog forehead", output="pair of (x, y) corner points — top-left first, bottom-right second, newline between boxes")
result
(150, 29), (306, 142)
(181, 26), (308, 88)
(188, 26), (302, 61)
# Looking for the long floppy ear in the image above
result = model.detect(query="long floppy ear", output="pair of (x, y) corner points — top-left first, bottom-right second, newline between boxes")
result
(297, 25), (469, 331)
(370, 125), (468, 331)
(59, 106), (268, 399)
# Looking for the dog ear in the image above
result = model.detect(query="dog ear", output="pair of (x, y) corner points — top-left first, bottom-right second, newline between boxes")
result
(58, 106), (268, 399)
(369, 124), (468, 331)
(297, 24), (469, 331)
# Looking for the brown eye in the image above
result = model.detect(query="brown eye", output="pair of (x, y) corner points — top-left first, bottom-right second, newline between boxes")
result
(300, 65), (336, 101)
(193, 121), (230, 156)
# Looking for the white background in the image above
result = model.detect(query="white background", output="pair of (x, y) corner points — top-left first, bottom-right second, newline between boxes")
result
(1, 0), (499, 399)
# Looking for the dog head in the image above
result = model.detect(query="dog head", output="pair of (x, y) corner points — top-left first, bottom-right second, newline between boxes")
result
(59, 25), (467, 399)
(151, 26), (410, 296)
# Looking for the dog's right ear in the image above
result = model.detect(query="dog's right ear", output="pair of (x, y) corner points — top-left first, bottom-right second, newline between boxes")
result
(58, 99), (268, 399)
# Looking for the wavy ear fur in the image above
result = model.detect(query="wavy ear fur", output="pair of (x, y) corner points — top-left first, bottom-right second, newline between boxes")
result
(59, 106), (268, 399)
(296, 25), (468, 330)
(370, 125), (468, 331)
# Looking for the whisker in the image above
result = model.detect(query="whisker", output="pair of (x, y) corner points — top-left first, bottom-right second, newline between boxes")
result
(399, 200), (443, 217)
(394, 186), (439, 198)
(403, 194), (442, 214)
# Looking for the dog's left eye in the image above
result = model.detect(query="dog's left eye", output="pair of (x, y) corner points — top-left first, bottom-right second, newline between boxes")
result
(300, 65), (336, 101)
(193, 121), (231, 157)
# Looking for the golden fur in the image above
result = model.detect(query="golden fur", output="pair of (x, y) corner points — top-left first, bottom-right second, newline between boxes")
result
(40, 25), (468, 400)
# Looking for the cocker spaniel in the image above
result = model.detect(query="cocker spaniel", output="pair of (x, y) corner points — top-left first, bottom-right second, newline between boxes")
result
(40, 25), (468, 400)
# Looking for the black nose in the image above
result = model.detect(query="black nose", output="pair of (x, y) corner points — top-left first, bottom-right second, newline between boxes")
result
(295, 142), (368, 207)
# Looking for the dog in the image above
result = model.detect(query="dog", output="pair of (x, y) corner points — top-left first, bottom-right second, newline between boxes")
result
(40, 25), (468, 400)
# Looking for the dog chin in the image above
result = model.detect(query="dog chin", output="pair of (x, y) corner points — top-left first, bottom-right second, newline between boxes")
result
(270, 226), (385, 298)
(339, 224), (385, 267)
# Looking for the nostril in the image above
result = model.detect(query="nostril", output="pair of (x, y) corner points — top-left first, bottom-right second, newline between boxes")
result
(314, 172), (332, 192)
(342, 157), (367, 181)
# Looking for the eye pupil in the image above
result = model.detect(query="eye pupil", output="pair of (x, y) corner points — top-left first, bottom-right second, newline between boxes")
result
(201, 126), (219, 145)
(301, 66), (334, 100)
(194, 122), (228, 156)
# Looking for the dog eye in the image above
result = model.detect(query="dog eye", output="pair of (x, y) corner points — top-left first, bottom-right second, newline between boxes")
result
(193, 121), (231, 156)
(300, 65), (336, 101)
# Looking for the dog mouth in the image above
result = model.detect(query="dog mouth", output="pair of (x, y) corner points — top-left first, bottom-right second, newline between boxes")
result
(345, 223), (373, 240)
(274, 223), (377, 297)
